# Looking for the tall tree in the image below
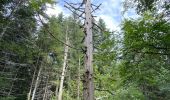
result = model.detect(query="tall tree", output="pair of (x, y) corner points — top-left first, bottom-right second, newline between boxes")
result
(83, 0), (94, 100)
(58, 26), (69, 100)
(0, 0), (55, 99)
(119, 12), (170, 99)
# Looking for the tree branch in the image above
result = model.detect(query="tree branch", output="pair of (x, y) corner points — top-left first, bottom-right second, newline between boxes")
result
(95, 88), (114, 95)
(37, 13), (82, 51)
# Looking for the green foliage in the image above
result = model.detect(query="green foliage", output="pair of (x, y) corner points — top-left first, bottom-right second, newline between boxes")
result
(114, 85), (145, 100)
(0, 0), (169, 99)
(123, 0), (169, 15)
(0, 0), (55, 99)
(119, 11), (170, 99)
(30, 0), (55, 11)
(93, 18), (117, 99)
(0, 96), (16, 100)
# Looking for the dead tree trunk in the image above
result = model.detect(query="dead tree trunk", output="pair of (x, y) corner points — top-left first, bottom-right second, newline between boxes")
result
(58, 27), (69, 100)
(31, 66), (42, 100)
(83, 0), (94, 100)
(43, 75), (49, 100)
(77, 57), (81, 100)
(28, 51), (40, 100)
(27, 66), (37, 100)
(55, 74), (59, 98)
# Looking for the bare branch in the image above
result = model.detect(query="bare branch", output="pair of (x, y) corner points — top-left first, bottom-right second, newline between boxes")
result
(91, 4), (102, 13)
(64, 5), (85, 19)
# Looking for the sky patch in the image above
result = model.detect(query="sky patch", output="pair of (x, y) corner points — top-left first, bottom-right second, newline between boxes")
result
(46, 0), (138, 31)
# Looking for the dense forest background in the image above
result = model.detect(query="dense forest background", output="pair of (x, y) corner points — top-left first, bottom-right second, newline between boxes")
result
(0, 0), (169, 100)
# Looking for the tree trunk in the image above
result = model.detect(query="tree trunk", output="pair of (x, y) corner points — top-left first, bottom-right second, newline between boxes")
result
(55, 75), (59, 98)
(28, 55), (40, 100)
(65, 58), (70, 100)
(83, 0), (94, 100)
(27, 66), (37, 100)
(43, 75), (49, 100)
(31, 66), (42, 100)
(58, 28), (69, 100)
(77, 57), (80, 100)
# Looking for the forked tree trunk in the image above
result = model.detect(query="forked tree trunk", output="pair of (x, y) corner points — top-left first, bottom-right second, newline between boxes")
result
(83, 0), (94, 100)
(31, 66), (42, 100)
(58, 28), (69, 100)
(28, 53), (40, 100)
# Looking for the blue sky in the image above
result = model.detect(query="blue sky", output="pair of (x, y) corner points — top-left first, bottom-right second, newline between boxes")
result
(46, 0), (138, 31)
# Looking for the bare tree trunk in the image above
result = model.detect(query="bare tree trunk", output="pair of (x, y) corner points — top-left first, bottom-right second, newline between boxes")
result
(28, 52), (40, 100)
(67, 71), (71, 100)
(77, 57), (80, 100)
(43, 75), (49, 100)
(31, 66), (42, 100)
(27, 66), (37, 100)
(55, 75), (59, 99)
(58, 28), (69, 100)
(83, 0), (94, 100)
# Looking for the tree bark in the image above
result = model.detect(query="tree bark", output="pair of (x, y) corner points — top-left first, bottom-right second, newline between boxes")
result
(58, 27), (69, 100)
(28, 55), (40, 100)
(83, 0), (94, 100)
(55, 75), (59, 99)
(77, 57), (80, 100)
(27, 66), (37, 100)
(31, 66), (42, 100)
(43, 75), (49, 100)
